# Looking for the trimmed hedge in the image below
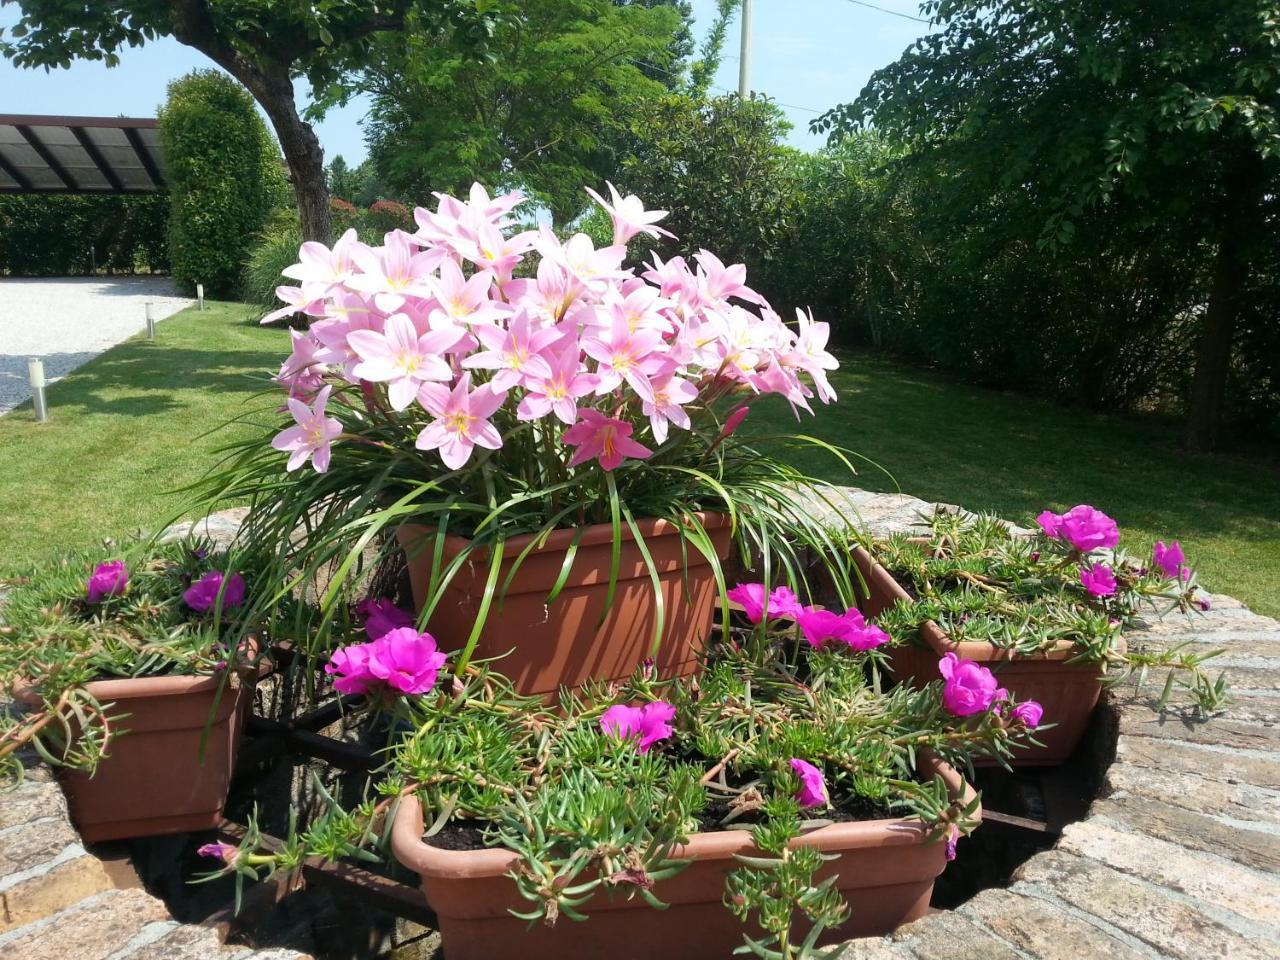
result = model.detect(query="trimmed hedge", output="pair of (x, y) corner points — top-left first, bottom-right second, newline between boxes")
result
(0, 194), (169, 275)
(159, 70), (289, 297)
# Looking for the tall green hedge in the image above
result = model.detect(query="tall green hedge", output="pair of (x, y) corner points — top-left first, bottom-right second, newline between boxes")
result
(159, 70), (289, 297)
(0, 194), (169, 275)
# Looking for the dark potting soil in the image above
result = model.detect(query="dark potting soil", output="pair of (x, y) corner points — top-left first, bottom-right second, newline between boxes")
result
(889, 569), (921, 602)
(423, 784), (908, 852)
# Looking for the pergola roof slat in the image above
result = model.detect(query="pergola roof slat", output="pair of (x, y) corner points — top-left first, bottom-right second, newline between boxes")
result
(0, 114), (166, 195)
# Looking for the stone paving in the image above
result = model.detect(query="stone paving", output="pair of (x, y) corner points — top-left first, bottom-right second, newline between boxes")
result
(2, 488), (1278, 959)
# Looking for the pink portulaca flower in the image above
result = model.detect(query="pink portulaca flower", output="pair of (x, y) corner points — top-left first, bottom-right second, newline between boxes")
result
(944, 823), (961, 862)
(196, 841), (238, 863)
(1079, 562), (1117, 597)
(789, 758), (829, 809)
(1035, 510), (1062, 539)
(600, 700), (676, 754)
(1152, 540), (1189, 581)
(1055, 505), (1120, 552)
(367, 627), (448, 694)
(272, 385), (344, 473)
(938, 653), (999, 717)
(726, 583), (805, 624)
(1011, 700), (1045, 729)
(184, 571), (245, 613)
(326, 628), (447, 697)
(86, 560), (128, 603)
(797, 606), (888, 652)
(563, 410), (652, 471)
(356, 598), (414, 641)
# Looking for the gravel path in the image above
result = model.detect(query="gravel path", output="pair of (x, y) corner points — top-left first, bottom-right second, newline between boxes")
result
(0, 277), (193, 415)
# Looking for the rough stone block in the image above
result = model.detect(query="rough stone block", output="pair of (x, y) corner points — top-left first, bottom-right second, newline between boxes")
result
(1106, 761), (1280, 826)
(1089, 794), (1280, 873)
(0, 780), (68, 831)
(1117, 712), (1280, 751)
(0, 853), (115, 933)
(0, 888), (169, 960)
(960, 888), (1149, 960)
(834, 936), (910, 960)
(0, 818), (81, 877)
(1114, 736), (1280, 790)
(891, 909), (1021, 960)
(1014, 850), (1275, 960)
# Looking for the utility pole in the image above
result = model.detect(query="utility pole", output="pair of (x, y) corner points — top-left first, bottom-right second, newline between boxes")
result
(738, 0), (753, 97)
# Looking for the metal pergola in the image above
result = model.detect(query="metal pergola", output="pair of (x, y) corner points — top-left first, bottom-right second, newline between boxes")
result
(0, 113), (166, 194)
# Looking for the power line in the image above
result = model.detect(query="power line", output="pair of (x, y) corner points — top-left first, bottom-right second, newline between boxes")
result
(832, 0), (931, 25)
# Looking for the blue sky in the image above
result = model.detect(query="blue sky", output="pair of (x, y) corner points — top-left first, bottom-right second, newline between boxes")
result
(0, 0), (931, 164)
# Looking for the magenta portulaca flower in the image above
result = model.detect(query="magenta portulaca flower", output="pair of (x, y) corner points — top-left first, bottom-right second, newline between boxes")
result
(1037, 505), (1119, 552)
(1011, 700), (1044, 729)
(325, 628), (447, 697)
(355, 598), (414, 641)
(196, 841), (237, 863)
(796, 606), (889, 652)
(1152, 540), (1189, 581)
(86, 560), (128, 603)
(264, 182), (842, 477)
(1079, 562), (1117, 597)
(727, 582), (802, 623)
(600, 700), (676, 754)
(789, 758), (829, 809)
(184, 571), (245, 613)
(937, 653), (999, 717)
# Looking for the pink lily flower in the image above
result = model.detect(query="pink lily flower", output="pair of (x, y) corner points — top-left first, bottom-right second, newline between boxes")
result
(581, 315), (667, 395)
(271, 385), (344, 472)
(275, 329), (331, 397)
(694, 249), (765, 305)
(261, 285), (327, 325)
(517, 344), (598, 424)
(463, 311), (563, 390)
(636, 368), (697, 443)
(783, 308), (838, 404)
(282, 228), (361, 294)
(563, 410), (653, 471)
(415, 373), (506, 469)
(427, 259), (505, 330)
(584, 181), (675, 246)
(460, 222), (536, 281)
(349, 230), (445, 312)
(348, 313), (461, 411)
(537, 230), (628, 291)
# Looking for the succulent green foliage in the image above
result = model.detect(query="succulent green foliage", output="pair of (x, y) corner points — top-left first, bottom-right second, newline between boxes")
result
(219, 634), (1007, 956)
(867, 510), (1229, 713)
(0, 539), (296, 785)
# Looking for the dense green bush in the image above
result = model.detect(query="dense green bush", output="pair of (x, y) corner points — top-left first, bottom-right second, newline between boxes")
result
(159, 70), (289, 297)
(0, 194), (168, 275)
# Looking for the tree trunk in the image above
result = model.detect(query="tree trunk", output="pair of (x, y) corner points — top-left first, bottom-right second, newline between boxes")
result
(1183, 153), (1265, 452)
(239, 67), (333, 245)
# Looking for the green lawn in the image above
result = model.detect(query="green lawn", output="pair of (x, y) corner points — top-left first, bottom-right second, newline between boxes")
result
(751, 357), (1280, 618)
(3, 306), (1277, 617)
(0, 301), (281, 573)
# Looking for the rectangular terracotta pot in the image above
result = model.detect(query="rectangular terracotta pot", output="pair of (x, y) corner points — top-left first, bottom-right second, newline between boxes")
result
(25, 671), (254, 842)
(397, 513), (733, 697)
(390, 755), (977, 960)
(852, 546), (1115, 766)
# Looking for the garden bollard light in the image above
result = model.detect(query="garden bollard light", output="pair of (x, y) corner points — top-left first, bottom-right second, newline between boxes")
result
(28, 358), (49, 422)
(197, 283), (205, 310)
(145, 301), (156, 340)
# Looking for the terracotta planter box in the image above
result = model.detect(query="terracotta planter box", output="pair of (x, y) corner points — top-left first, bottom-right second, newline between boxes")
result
(391, 754), (977, 960)
(20, 671), (254, 842)
(852, 546), (1114, 766)
(397, 514), (733, 697)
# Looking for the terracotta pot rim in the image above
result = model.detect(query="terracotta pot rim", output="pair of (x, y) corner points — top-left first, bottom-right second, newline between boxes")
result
(12, 637), (263, 705)
(391, 753), (977, 881)
(401, 511), (733, 561)
(853, 546), (1118, 663)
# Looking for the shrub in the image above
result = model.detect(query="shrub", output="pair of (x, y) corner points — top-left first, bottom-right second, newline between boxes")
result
(242, 211), (302, 308)
(0, 194), (169, 275)
(159, 70), (290, 297)
(361, 199), (412, 235)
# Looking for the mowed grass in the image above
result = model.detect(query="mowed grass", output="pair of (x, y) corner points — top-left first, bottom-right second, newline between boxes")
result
(749, 355), (1280, 618)
(3, 307), (1277, 617)
(0, 301), (282, 573)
